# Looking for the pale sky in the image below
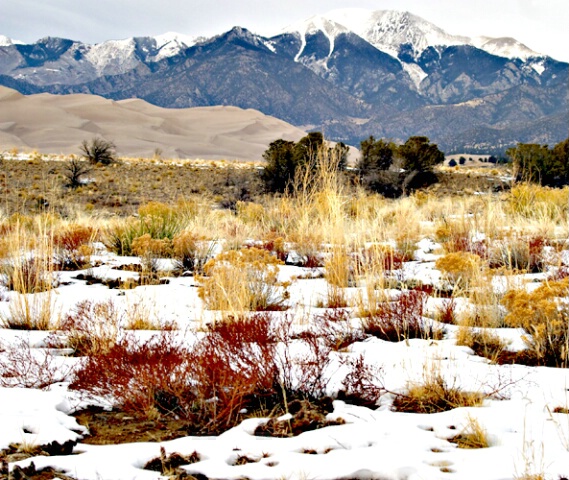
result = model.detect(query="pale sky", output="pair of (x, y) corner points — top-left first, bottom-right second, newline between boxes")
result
(2, 0), (568, 61)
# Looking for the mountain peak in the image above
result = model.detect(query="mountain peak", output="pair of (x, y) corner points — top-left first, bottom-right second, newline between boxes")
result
(283, 15), (350, 38)
(0, 35), (17, 46)
(325, 8), (469, 58)
(472, 36), (541, 60)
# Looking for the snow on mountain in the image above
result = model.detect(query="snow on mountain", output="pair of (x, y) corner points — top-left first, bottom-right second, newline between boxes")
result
(324, 9), (544, 63)
(282, 15), (350, 60)
(471, 36), (541, 61)
(151, 32), (197, 61)
(401, 61), (428, 89)
(0, 35), (15, 46)
(81, 33), (197, 74)
(83, 38), (139, 75)
(325, 9), (469, 59)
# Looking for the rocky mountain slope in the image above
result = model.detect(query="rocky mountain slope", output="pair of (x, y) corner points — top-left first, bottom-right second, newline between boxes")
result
(0, 10), (566, 153)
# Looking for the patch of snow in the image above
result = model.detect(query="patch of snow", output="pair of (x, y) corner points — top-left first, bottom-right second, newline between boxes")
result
(0, 35), (15, 46)
(263, 40), (276, 53)
(151, 32), (196, 61)
(283, 15), (350, 59)
(400, 61), (427, 89)
(472, 36), (541, 60)
(531, 60), (546, 75)
(84, 38), (139, 75)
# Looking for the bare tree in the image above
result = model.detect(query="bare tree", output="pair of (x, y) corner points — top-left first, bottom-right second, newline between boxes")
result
(63, 157), (93, 188)
(80, 137), (117, 165)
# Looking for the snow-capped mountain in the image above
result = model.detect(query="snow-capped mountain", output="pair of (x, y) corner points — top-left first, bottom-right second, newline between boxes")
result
(0, 12), (566, 153)
(323, 8), (543, 61)
(325, 9), (470, 59)
(151, 32), (197, 60)
(471, 36), (540, 61)
(0, 35), (19, 47)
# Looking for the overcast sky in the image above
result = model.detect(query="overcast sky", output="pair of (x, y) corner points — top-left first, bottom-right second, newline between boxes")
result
(2, 0), (568, 61)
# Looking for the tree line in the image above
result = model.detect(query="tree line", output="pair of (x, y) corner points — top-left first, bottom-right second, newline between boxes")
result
(507, 139), (569, 186)
(262, 133), (444, 197)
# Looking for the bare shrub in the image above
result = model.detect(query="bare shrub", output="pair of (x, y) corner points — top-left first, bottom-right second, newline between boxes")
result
(0, 338), (68, 388)
(70, 333), (193, 419)
(53, 224), (95, 270)
(80, 137), (117, 165)
(57, 300), (122, 356)
(361, 290), (442, 342)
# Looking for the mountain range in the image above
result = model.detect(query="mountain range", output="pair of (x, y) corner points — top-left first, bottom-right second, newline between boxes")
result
(1, 9), (567, 154)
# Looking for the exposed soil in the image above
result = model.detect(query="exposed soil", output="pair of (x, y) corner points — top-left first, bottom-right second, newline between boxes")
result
(254, 397), (344, 437)
(72, 407), (197, 444)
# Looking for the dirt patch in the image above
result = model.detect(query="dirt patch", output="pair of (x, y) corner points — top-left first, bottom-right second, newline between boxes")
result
(73, 407), (195, 444)
(255, 397), (344, 437)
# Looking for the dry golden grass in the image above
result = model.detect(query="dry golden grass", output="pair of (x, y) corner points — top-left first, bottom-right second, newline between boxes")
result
(393, 372), (484, 413)
(449, 415), (490, 449)
(197, 247), (288, 314)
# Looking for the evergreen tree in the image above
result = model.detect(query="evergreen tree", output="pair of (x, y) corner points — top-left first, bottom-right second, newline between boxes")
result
(397, 136), (444, 172)
(260, 139), (296, 192)
(357, 136), (394, 173)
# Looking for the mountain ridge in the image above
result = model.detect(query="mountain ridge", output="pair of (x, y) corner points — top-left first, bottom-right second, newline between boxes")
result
(0, 10), (566, 154)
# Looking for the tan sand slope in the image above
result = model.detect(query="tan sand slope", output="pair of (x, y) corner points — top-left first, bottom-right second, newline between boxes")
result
(0, 86), (307, 161)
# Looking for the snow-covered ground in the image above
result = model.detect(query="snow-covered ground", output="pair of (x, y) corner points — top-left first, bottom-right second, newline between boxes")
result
(2, 240), (569, 480)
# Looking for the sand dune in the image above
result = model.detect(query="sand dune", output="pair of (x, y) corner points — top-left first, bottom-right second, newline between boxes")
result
(0, 86), (307, 161)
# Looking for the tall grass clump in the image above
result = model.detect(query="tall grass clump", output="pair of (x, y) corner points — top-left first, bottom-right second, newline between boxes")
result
(507, 183), (568, 224)
(502, 279), (569, 367)
(105, 201), (184, 255)
(197, 247), (289, 314)
(0, 218), (59, 330)
(1, 220), (56, 294)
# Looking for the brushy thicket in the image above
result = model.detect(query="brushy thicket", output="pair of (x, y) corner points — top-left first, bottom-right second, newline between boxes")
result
(5, 143), (569, 456)
(69, 312), (382, 434)
(361, 290), (442, 342)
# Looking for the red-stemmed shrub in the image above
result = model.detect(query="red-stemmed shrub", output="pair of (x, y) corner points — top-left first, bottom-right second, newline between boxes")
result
(362, 290), (442, 342)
